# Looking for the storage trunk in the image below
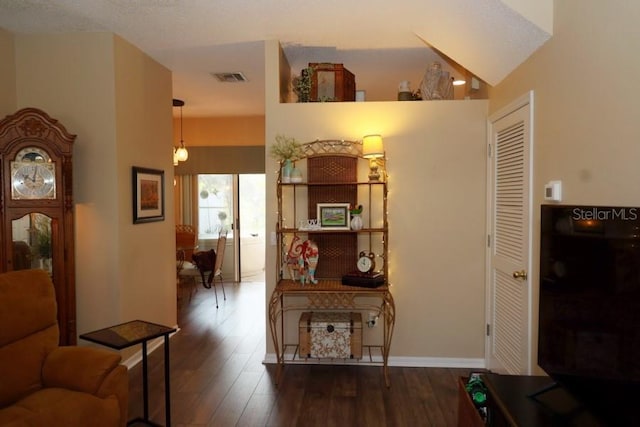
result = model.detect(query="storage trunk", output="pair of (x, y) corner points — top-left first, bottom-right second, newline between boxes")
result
(299, 312), (362, 359)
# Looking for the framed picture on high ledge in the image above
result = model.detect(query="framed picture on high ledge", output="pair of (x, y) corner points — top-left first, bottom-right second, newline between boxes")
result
(132, 166), (165, 224)
(317, 203), (350, 230)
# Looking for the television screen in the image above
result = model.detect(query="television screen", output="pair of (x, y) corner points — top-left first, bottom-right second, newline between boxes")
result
(539, 205), (640, 425)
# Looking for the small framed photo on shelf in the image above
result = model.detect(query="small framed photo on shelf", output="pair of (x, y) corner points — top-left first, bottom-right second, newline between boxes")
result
(317, 203), (350, 230)
(132, 166), (165, 224)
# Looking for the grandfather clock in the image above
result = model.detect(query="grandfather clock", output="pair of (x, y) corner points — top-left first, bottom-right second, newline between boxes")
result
(0, 108), (76, 345)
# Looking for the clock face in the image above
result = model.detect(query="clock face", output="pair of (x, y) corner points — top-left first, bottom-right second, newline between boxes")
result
(357, 251), (375, 273)
(11, 161), (56, 200)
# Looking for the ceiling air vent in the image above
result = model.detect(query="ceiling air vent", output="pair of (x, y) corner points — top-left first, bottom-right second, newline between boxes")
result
(211, 72), (248, 83)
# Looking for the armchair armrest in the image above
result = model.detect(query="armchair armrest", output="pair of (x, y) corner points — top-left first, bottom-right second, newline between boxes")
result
(42, 346), (123, 394)
(43, 346), (129, 426)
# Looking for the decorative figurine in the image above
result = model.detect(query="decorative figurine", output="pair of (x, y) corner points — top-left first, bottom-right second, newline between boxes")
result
(286, 236), (319, 285)
(298, 239), (319, 285)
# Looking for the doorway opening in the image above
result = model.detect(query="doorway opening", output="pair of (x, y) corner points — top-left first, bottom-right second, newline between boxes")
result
(195, 173), (265, 283)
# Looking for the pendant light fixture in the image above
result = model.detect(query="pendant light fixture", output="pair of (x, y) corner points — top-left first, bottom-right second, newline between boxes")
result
(173, 98), (189, 163)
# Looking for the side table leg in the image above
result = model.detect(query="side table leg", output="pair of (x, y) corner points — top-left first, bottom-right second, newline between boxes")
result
(142, 341), (149, 421)
(164, 335), (171, 427)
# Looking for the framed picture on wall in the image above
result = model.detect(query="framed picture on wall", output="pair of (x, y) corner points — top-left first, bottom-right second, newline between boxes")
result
(132, 166), (165, 224)
(317, 203), (350, 230)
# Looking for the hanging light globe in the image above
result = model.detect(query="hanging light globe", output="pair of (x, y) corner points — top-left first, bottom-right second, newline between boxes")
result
(175, 145), (188, 161)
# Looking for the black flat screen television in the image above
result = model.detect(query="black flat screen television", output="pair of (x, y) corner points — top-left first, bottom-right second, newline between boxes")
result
(539, 205), (640, 425)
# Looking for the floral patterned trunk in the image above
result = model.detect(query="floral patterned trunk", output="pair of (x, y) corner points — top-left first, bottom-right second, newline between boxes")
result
(299, 312), (362, 359)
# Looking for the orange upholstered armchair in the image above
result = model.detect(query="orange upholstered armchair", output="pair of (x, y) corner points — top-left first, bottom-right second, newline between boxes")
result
(0, 269), (128, 427)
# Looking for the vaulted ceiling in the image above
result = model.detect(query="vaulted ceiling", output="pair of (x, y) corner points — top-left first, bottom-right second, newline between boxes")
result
(0, 0), (552, 117)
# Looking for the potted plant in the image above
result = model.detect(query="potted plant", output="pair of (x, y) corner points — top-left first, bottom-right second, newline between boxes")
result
(37, 228), (51, 259)
(270, 134), (304, 183)
(32, 215), (52, 270)
(350, 204), (363, 230)
(292, 66), (315, 103)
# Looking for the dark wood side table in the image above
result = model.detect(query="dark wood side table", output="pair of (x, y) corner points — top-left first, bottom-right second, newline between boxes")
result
(80, 320), (177, 427)
(481, 374), (603, 426)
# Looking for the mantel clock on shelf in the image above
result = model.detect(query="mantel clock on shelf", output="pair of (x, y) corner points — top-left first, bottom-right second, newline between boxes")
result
(357, 251), (376, 274)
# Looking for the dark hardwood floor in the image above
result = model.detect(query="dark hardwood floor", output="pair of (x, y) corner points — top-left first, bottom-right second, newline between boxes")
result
(127, 281), (473, 426)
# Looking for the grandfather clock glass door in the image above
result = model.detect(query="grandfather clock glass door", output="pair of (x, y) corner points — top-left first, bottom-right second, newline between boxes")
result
(0, 108), (76, 345)
(11, 214), (53, 273)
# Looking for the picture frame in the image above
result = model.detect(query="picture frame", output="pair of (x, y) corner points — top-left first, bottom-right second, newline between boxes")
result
(132, 166), (165, 224)
(317, 203), (350, 230)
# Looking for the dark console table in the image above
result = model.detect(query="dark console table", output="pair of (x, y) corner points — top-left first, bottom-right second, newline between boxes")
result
(80, 320), (176, 427)
(458, 374), (604, 426)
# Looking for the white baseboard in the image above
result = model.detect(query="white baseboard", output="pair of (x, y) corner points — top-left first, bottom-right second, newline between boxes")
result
(388, 356), (485, 369)
(262, 353), (485, 369)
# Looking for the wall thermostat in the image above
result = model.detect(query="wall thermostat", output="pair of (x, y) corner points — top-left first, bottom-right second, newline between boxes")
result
(544, 180), (562, 202)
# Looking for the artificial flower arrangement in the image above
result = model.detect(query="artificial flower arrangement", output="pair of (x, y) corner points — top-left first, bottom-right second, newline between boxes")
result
(269, 134), (304, 163)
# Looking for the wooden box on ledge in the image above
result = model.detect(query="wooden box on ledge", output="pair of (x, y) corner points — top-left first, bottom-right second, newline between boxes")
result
(310, 63), (356, 102)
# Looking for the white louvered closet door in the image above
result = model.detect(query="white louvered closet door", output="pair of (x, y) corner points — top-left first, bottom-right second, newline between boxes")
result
(486, 94), (533, 374)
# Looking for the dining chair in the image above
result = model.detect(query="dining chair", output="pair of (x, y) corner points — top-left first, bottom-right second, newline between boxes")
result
(211, 229), (228, 306)
(177, 253), (197, 304)
(176, 224), (199, 303)
(192, 229), (228, 308)
(175, 224), (198, 261)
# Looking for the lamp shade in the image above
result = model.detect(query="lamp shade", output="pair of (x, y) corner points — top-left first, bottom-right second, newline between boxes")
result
(362, 134), (384, 158)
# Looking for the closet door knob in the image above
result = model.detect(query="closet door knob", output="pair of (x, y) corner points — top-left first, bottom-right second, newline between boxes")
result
(512, 270), (527, 280)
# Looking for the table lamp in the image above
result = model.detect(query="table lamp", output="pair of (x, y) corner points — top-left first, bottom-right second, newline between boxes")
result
(362, 134), (384, 181)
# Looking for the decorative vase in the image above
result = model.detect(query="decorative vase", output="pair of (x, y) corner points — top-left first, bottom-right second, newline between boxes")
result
(350, 214), (363, 231)
(281, 159), (292, 183)
(420, 61), (453, 100)
(290, 166), (303, 183)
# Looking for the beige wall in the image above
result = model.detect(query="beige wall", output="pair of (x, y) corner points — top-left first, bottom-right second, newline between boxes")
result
(113, 35), (176, 328)
(489, 0), (640, 371)
(13, 33), (175, 341)
(0, 28), (16, 116)
(265, 41), (489, 363)
(174, 116), (265, 146)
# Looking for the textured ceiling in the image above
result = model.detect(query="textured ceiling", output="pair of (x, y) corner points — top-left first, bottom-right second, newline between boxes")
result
(0, 0), (551, 117)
